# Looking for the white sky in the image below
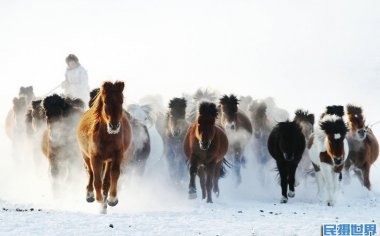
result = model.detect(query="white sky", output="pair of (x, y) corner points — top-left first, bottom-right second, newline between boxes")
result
(1, 0), (380, 126)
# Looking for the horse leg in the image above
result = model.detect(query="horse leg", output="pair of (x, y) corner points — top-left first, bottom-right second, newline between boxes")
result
(188, 156), (198, 199)
(363, 164), (371, 190)
(83, 156), (94, 202)
(102, 162), (111, 201)
(277, 162), (288, 203)
(108, 155), (122, 207)
(312, 163), (323, 198)
(206, 163), (216, 203)
(90, 156), (104, 203)
(198, 166), (206, 199)
(234, 148), (242, 186)
(213, 161), (222, 197)
(288, 164), (296, 198)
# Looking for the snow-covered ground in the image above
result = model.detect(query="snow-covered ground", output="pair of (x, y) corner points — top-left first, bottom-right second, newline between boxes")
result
(0, 138), (379, 236)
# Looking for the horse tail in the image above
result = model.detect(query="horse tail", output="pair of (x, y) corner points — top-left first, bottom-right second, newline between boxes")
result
(220, 158), (232, 178)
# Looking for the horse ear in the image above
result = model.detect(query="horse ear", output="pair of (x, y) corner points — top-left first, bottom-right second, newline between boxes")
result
(27, 86), (33, 93)
(114, 81), (125, 92)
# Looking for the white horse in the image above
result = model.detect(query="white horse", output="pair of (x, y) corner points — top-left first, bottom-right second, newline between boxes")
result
(127, 103), (165, 174)
(309, 115), (349, 206)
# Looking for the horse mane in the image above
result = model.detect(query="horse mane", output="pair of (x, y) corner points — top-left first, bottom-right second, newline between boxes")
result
(346, 104), (363, 116)
(65, 96), (85, 110)
(199, 102), (218, 118)
(325, 105), (344, 117)
(219, 94), (239, 106)
(277, 120), (302, 135)
(294, 109), (315, 125)
(42, 94), (69, 117)
(320, 115), (348, 135)
(89, 88), (100, 108)
(169, 97), (187, 118)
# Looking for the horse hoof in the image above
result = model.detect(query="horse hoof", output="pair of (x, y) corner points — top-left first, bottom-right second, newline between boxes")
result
(288, 191), (295, 198)
(280, 197), (288, 204)
(86, 192), (95, 203)
(327, 202), (334, 207)
(188, 192), (197, 199)
(207, 199), (213, 204)
(188, 187), (197, 199)
(107, 197), (118, 207)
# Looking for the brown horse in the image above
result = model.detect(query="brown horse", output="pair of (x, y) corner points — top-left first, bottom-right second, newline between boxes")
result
(345, 105), (379, 190)
(5, 97), (27, 141)
(77, 81), (131, 212)
(184, 102), (228, 203)
(219, 94), (252, 185)
(41, 94), (84, 190)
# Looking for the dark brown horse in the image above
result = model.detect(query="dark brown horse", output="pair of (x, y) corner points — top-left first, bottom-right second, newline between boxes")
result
(77, 81), (132, 213)
(41, 94), (84, 190)
(345, 105), (379, 190)
(164, 98), (189, 185)
(219, 94), (252, 185)
(184, 102), (228, 203)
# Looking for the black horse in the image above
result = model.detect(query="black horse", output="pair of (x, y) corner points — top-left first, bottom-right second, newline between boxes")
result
(267, 121), (306, 203)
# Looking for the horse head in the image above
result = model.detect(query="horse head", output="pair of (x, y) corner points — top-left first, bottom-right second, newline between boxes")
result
(127, 104), (154, 128)
(277, 121), (304, 162)
(195, 102), (218, 151)
(294, 109), (314, 141)
(168, 97), (188, 137)
(320, 115), (348, 166)
(99, 81), (124, 134)
(250, 101), (269, 139)
(31, 100), (46, 130)
(42, 94), (71, 141)
(220, 94), (239, 130)
(19, 86), (34, 104)
(346, 104), (366, 140)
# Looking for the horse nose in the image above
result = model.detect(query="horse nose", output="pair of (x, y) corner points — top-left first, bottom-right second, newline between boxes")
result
(231, 124), (236, 130)
(200, 141), (211, 150)
(334, 158), (342, 165)
(173, 129), (180, 137)
(358, 129), (366, 138)
(284, 153), (294, 161)
(109, 122), (120, 130)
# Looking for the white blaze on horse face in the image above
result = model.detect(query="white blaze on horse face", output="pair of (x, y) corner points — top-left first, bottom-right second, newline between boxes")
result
(334, 133), (341, 140)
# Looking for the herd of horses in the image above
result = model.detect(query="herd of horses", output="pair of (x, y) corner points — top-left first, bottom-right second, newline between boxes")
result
(4, 82), (379, 213)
